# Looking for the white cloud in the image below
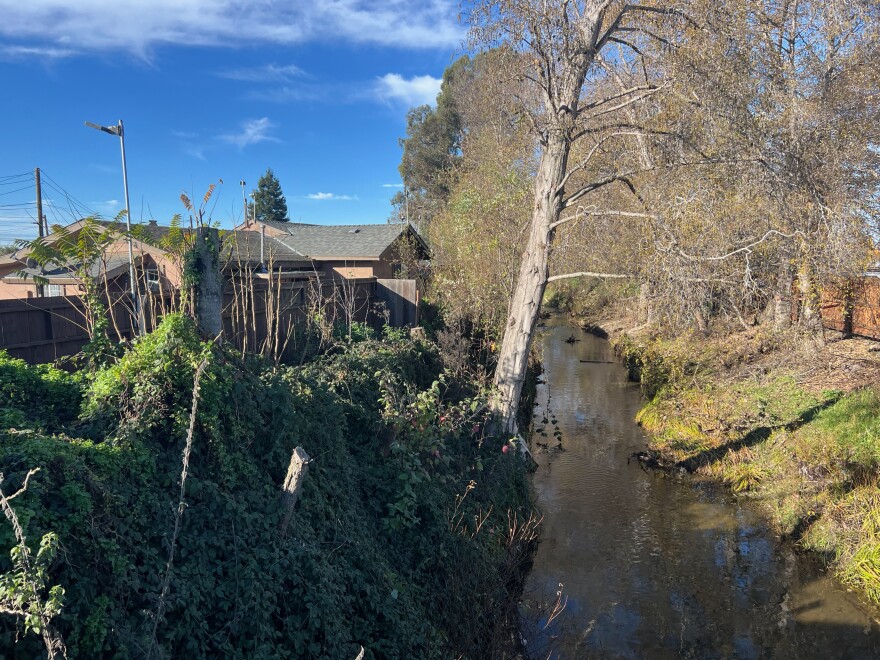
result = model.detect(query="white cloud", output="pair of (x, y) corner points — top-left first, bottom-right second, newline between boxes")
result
(375, 73), (442, 107)
(0, 1), (463, 58)
(219, 117), (278, 148)
(306, 192), (358, 201)
(381, 183), (404, 188)
(219, 63), (306, 83)
(0, 44), (76, 59)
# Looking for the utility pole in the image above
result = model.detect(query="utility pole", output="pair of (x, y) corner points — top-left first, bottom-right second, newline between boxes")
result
(85, 119), (140, 336)
(35, 167), (44, 297)
(35, 167), (44, 238)
(240, 180), (248, 227)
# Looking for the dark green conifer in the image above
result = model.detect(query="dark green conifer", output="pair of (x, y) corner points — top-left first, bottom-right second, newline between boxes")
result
(253, 168), (289, 223)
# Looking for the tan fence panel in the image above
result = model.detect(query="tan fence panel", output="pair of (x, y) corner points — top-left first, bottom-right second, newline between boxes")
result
(375, 279), (419, 328)
(850, 277), (880, 340)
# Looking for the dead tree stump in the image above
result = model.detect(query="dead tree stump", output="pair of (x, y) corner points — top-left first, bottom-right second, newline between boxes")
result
(279, 446), (310, 537)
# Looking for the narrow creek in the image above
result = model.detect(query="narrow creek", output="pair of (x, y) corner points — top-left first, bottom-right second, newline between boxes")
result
(520, 320), (880, 659)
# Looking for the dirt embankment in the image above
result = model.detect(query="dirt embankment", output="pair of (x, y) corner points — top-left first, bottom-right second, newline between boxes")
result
(585, 310), (880, 607)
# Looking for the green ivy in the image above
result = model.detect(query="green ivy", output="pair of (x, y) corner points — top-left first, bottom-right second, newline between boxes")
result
(0, 314), (533, 658)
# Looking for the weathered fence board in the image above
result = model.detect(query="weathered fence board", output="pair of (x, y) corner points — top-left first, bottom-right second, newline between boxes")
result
(375, 279), (419, 328)
(819, 276), (880, 340)
(0, 276), (388, 364)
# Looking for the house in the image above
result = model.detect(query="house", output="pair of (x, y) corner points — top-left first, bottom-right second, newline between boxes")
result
(237, 220), (429, 279)
(0, 219), (179, 300)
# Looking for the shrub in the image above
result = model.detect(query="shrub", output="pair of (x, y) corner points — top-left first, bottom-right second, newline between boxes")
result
(0, 315), (533, 658)
(0, 352), (82, 432)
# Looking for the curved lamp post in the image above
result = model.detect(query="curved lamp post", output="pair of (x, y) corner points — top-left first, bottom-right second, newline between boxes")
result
(85, 119), (140, 336)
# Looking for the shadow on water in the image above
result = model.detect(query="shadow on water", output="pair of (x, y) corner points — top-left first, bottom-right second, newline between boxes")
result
(520, 320), (880, 659)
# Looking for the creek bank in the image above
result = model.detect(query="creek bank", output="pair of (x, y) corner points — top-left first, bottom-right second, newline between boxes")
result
(0, 315), (535, 658)
(585, 315), (880, 611)
(521, 320), (880, 657)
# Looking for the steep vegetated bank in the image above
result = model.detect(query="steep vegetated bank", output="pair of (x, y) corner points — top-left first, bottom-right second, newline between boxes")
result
(0, 315), (535, 658)
(610, 325), (880, 608)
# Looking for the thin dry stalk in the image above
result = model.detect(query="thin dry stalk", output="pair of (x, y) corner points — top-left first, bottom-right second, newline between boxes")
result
(147, 357), (209, 659)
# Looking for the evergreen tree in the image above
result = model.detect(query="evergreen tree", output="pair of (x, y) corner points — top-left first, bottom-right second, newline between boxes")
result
(252, 168), (289, 223)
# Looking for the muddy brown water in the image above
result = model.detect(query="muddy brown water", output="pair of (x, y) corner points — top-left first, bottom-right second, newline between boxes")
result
(520, 322), (880, 659)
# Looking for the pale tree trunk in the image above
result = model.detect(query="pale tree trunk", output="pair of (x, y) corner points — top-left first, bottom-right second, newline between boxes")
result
(491, 136), (569, 434)
(797, 264), (822, 333)
(763, 258), (793, 330)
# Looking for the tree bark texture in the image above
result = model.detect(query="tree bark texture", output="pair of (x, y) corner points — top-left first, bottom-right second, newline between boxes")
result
(492, 136), (570, 433)
(193, 227), (223, 338)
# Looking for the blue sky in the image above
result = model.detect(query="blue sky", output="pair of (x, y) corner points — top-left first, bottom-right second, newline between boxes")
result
(0, 1), (464, 243)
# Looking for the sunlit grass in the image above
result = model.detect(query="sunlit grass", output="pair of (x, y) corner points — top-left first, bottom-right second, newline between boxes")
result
(628, 330), (880, 605)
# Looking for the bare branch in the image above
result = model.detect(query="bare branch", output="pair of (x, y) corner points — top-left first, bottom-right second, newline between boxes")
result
(676, 230), (806, 262)
(547, 271), (631, 283)
(550, 208), (658, 230)
(5, 468), (41, 501)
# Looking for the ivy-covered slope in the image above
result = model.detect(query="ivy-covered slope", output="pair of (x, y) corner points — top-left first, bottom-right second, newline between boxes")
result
(0, 316), (532, 658)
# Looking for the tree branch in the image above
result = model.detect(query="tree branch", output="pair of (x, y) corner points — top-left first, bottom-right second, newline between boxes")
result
(550, 208), (658, 231)
(676, 230), (805, 261)
(548, 271), (631, 283)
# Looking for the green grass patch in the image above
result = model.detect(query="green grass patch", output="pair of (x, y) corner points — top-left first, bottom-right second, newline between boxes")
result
(626, 328), (880, 606)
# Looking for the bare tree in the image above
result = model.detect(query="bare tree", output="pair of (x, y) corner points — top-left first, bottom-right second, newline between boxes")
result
(467, 0), (878, 431)
(467, 0), (697, 433)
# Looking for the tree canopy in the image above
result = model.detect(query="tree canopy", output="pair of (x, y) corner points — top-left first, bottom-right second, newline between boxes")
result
(410, 0), (879, 432)
(252, 168), (289, 223)
(392, 57), (469, 229)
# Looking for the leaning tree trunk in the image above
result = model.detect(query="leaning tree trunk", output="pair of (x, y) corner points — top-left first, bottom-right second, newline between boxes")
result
(491, 136), (570, 434)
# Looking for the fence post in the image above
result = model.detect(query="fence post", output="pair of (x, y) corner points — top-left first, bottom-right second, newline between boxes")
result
(279, 446), (310, 537)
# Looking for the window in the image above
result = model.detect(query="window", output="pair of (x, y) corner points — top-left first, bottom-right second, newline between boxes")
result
(44, 284), (64, 297)
(143, 267), (160, 293)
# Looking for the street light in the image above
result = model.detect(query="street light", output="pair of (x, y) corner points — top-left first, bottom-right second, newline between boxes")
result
(85, 119), (140, 336)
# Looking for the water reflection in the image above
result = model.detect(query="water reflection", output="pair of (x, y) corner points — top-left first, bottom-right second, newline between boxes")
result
(521, 322), (880, 659)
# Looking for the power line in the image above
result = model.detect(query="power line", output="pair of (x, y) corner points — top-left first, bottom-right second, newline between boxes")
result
(0, 185), (34, 197)
(0, 172), (33, 183)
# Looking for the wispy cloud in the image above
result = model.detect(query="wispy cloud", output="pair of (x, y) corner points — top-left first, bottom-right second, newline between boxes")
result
(375, 73), (441, 107)
(172, 130), (198, 139)
(306, 192), (358, 201)
(219, 117), (278, 148)
(219, 63), (306, 83)
(90, 199), (119, 208)
(0, 2), (464, 58)
(381, 183), (404, 188)
(182, 145), (207, 161)
(0, 44), (76, 59)
(248, 84), (327, 104)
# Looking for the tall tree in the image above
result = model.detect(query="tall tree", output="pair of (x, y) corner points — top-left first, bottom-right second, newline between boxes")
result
(252, 169), (289, 223)
(467, 1), (694, 433)
(467, 0), (878, 433)
(394, 57), (469, 230)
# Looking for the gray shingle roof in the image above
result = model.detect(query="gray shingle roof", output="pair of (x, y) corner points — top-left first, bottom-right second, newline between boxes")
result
(269, 223), (418, 259)
(4, 254), (133, 282)
(220, 230), (309, 266)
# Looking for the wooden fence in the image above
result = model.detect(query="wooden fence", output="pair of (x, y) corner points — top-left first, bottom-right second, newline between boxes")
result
(376, 279), (420, 328)
(0, 296), (133, 364)
(819, 276), (880, 340)
(221, 276), (376, 358)
(0, 277), (419, 364)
